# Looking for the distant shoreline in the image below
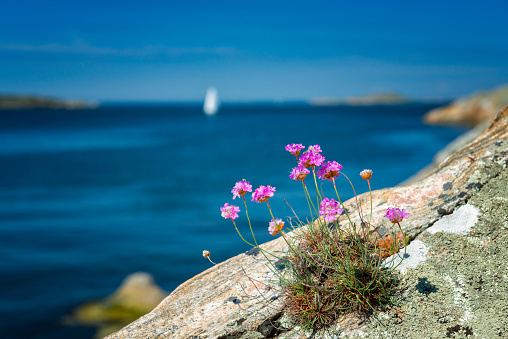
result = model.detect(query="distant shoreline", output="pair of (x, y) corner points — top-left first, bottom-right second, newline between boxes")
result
(0, 95), (98, 110)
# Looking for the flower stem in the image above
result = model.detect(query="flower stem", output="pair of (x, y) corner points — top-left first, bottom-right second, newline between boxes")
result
(242, 195), (258, 246)
(311, 166), (322, 202)
(232, 219), (255, 247)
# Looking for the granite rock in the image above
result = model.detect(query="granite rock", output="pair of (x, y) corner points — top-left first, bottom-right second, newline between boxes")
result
(107, 106), (508, 339)
(69, 272), (168, 338)
(423, 85), (508, 127)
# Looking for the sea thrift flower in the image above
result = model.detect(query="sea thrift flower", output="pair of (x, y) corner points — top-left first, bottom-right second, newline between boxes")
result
(307, 145), (322, 153)
(252, 185), (276, 203)
(360, 169), (373, 180)
(299, 151), (325, 168)
(317, 161), (343, 181)
(384, 208), (410, 223)
(289, 165), (310, 181)
(268, 218), (285, 236)
(220, 203), (240, 220)
(319, 198), (344, 222)
(285, 143), (305, 156)
(202, 250), (216, 264)
(232, 180), (252, 199)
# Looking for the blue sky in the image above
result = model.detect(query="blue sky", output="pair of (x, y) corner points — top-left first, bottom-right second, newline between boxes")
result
(1, 0), (507, 102)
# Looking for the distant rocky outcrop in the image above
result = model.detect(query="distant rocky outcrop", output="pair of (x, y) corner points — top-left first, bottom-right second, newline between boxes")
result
(423, 85), (508, 126)
(67, 272), (168, 338)
(0, 94), (97, 109)
(345, 92), (411, 106)
(309, 92), (412, 106)
(107, 107), (508, 338)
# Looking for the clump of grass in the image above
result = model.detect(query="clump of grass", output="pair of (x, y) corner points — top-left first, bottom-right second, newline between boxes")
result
(282, 220), (400, 330)
(212, 143), (410, 332)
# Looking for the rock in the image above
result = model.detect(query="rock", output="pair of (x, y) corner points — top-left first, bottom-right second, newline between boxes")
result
(68, 272), (168, 338)
(0, 94), (98, 109)
(106, 106), (508, 338)
(401, 119), (490, 185)
(423, 85), (508, 126)
(345, 92), (411, 106)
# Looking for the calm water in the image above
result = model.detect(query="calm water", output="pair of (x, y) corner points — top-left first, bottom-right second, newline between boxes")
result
(0, 104), (465, 338)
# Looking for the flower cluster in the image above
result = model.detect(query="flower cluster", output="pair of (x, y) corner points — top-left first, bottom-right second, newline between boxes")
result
(232, 180), (252, 199)
(319, 198), (343, 222)
(360, 169), (373, 180)
(252, 185), (276, 203)
(285, 143), (305, 156)
(317, 161), (342, 181)
(299, 145), (325, 168)
(220, 203), (240, 220)
(289, 165), (310, 181)
(384, 208), (409, 223)
(268, 218), (285, 236)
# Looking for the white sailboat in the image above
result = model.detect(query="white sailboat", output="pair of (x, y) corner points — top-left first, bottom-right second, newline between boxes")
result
(203, 87), (220, 115)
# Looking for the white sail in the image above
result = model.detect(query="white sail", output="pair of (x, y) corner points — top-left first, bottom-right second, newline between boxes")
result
(203, 87), (220, 115)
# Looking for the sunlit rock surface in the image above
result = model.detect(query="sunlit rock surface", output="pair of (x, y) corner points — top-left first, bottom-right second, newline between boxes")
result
(423, 85), (508, 126)
(107, 107), (508, 338)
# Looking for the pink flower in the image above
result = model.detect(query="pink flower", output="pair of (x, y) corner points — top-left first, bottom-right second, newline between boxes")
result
(289, 165), (310, 181)
(285, 143), (305, 156)
(299, 151), (325, 168)
(307, 144), (322, 153)
(317, 161), (342, 181)
(252, 185), (276, 203)
(220, 203), (240, 220)
(232, 180), (252, 199)
(268, 218), (285, 236)
(384, 208), (409, 223)
(360, 169), (373, 180)
(319, 198), (343, 222)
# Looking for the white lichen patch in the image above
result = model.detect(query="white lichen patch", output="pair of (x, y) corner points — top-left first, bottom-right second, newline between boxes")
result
(427, 203), (479, 235)
(443, 274), (475, 324)
(382, 240), (428, 274)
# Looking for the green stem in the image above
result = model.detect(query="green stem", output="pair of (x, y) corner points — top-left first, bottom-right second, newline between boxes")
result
(311, 166), (322, 202)
(367, 179), (373, 241)
(242, 195), (258, 246)
(302, 179), (318, 218)
(232, 219), (255, 247)
(332, 177), (354, 228)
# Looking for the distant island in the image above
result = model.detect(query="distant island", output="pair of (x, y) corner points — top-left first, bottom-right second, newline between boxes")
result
(0, 94), (98, 110)
(309, 92), (412, 106)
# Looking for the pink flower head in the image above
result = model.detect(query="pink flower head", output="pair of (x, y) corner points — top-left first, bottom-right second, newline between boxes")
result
(252, 185), (276, 203)
(220, 203), (240, 220)
(307, 145), (322, 153)
(299, 151), (325, 168)
(268, 218), (285, 236)
(384, 208), (409, 223)
(289, 165), (310, 181)
(232, 180), (252, 199)
(285, 143), (305, 156)
(360, 169), (373, 180)
(319, 198), (343, 222)
(317, 161), (343, 181)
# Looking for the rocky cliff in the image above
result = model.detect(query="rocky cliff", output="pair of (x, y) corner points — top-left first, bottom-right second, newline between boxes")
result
(423, 85), (508, 127)
(107, 106), (508, 338)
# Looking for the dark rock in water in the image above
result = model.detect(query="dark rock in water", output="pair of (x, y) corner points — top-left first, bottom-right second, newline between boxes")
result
(106, 107), (508, 338)
(67, 272), (168, 338)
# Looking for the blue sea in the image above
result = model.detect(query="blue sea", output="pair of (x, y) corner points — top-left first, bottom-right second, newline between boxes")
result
(0, 104), (465, 338)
